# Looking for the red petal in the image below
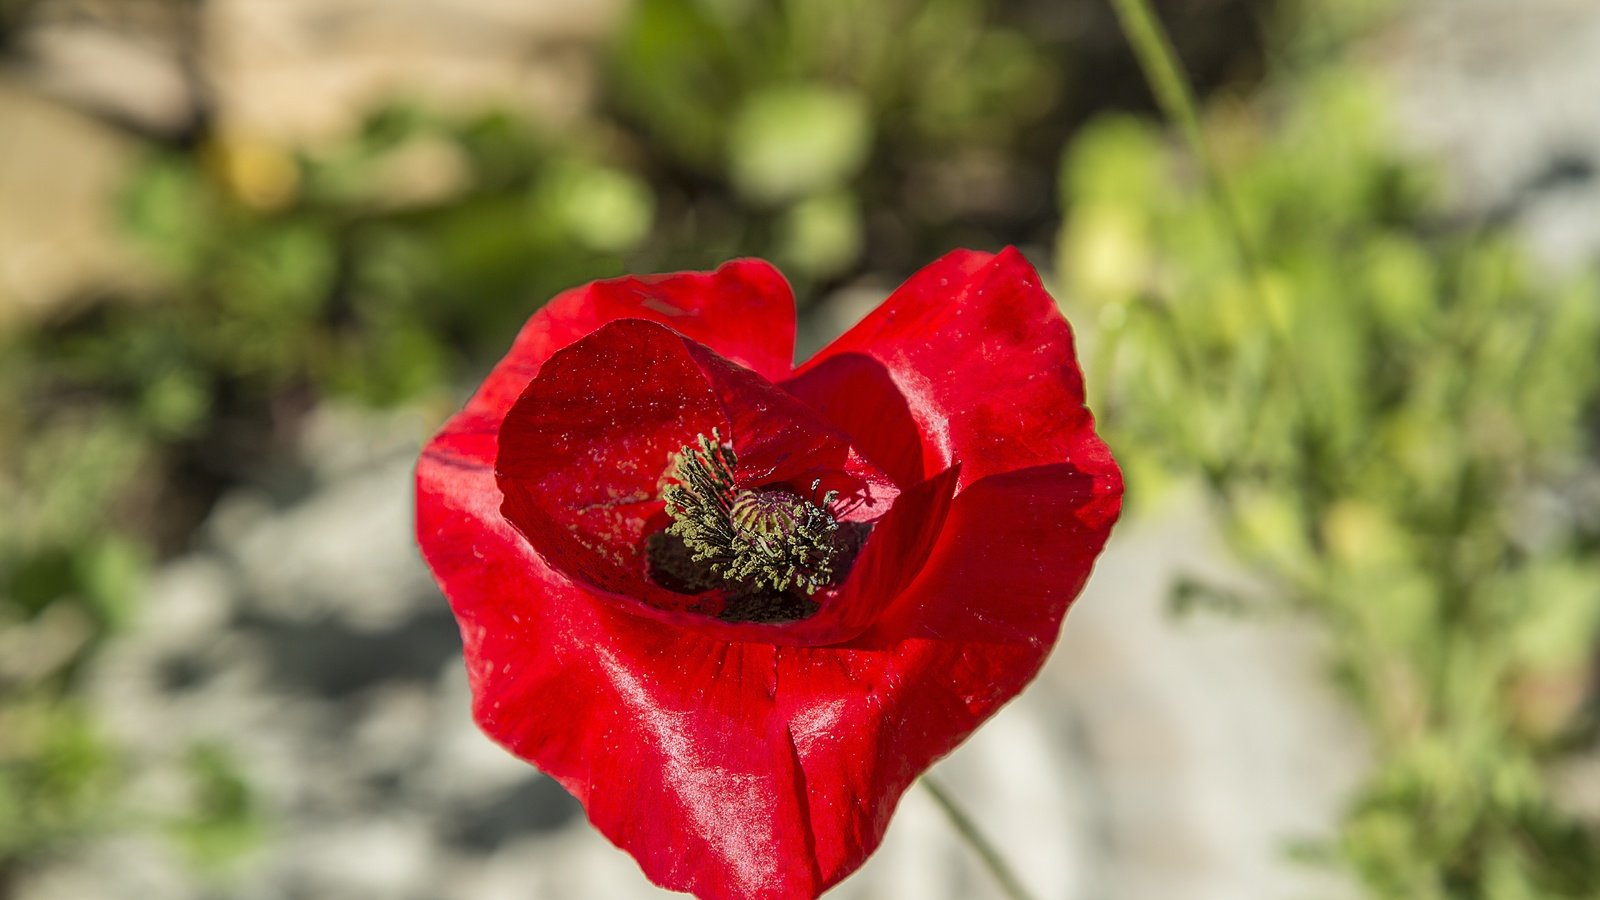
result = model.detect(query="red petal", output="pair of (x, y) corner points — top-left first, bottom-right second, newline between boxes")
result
(780, 353), (926, 489)
(793, 247), (1115, 489)
(463, 259), (796, 434)
(492, 319), (726, 613)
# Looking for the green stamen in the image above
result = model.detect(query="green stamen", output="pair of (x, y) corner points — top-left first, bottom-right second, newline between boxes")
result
(657, 430), (849, 603)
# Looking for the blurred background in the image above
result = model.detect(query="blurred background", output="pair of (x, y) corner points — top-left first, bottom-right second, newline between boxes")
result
(2, 0), (1598, 897)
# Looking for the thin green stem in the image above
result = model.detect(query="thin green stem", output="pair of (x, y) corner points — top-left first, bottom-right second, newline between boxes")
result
(1106, 0), (1266, 303)
(1106, 0), (1317, 431)
(921, 776), (1040, 900)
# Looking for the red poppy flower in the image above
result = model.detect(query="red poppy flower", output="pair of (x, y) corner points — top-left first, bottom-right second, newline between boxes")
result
(415, 248), (1122, 899)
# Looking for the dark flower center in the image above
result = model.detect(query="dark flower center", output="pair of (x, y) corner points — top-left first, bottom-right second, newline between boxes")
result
(646, 430), (868, 622)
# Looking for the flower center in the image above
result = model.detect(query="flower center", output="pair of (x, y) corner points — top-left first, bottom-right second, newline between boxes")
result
(646, 430), (868, 622)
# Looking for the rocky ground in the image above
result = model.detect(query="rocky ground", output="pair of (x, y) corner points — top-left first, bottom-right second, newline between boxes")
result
(5, 0), (1599, 897)
(1382, 0), (1600, 270)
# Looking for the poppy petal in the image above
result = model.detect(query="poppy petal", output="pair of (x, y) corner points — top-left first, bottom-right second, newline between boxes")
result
(465, 259), (797, 431)
(781, 353), (927, 489)
(795, 247), (1109, 488)
(492, 319), (728, 613)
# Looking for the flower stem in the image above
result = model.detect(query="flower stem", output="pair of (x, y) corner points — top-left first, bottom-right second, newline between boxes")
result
(1105, 0), (1264, 296)
(1105, 0), (1317, 437)
(921, 775), (1040, 900)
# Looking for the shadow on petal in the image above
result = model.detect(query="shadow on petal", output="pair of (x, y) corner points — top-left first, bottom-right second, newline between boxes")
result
(782, 352), (930, 489)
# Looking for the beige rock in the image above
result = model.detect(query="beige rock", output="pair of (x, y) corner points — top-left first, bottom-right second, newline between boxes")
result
(0, 77), (147, 325)
(205, 0), (627, 143)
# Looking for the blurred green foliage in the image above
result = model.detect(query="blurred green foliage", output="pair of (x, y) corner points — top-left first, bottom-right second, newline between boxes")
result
(608, 0), (1066, 278)
(169, 743), (262, 869)
(0, 701), (117, 866)
(1059, 67), (1600, 896)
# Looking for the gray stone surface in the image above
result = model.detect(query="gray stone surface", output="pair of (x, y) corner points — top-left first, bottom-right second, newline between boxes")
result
(1383, 0), (1600, 269)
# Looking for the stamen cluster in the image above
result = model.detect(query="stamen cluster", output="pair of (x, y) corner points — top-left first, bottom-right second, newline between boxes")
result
(660, 430), (843, 597)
